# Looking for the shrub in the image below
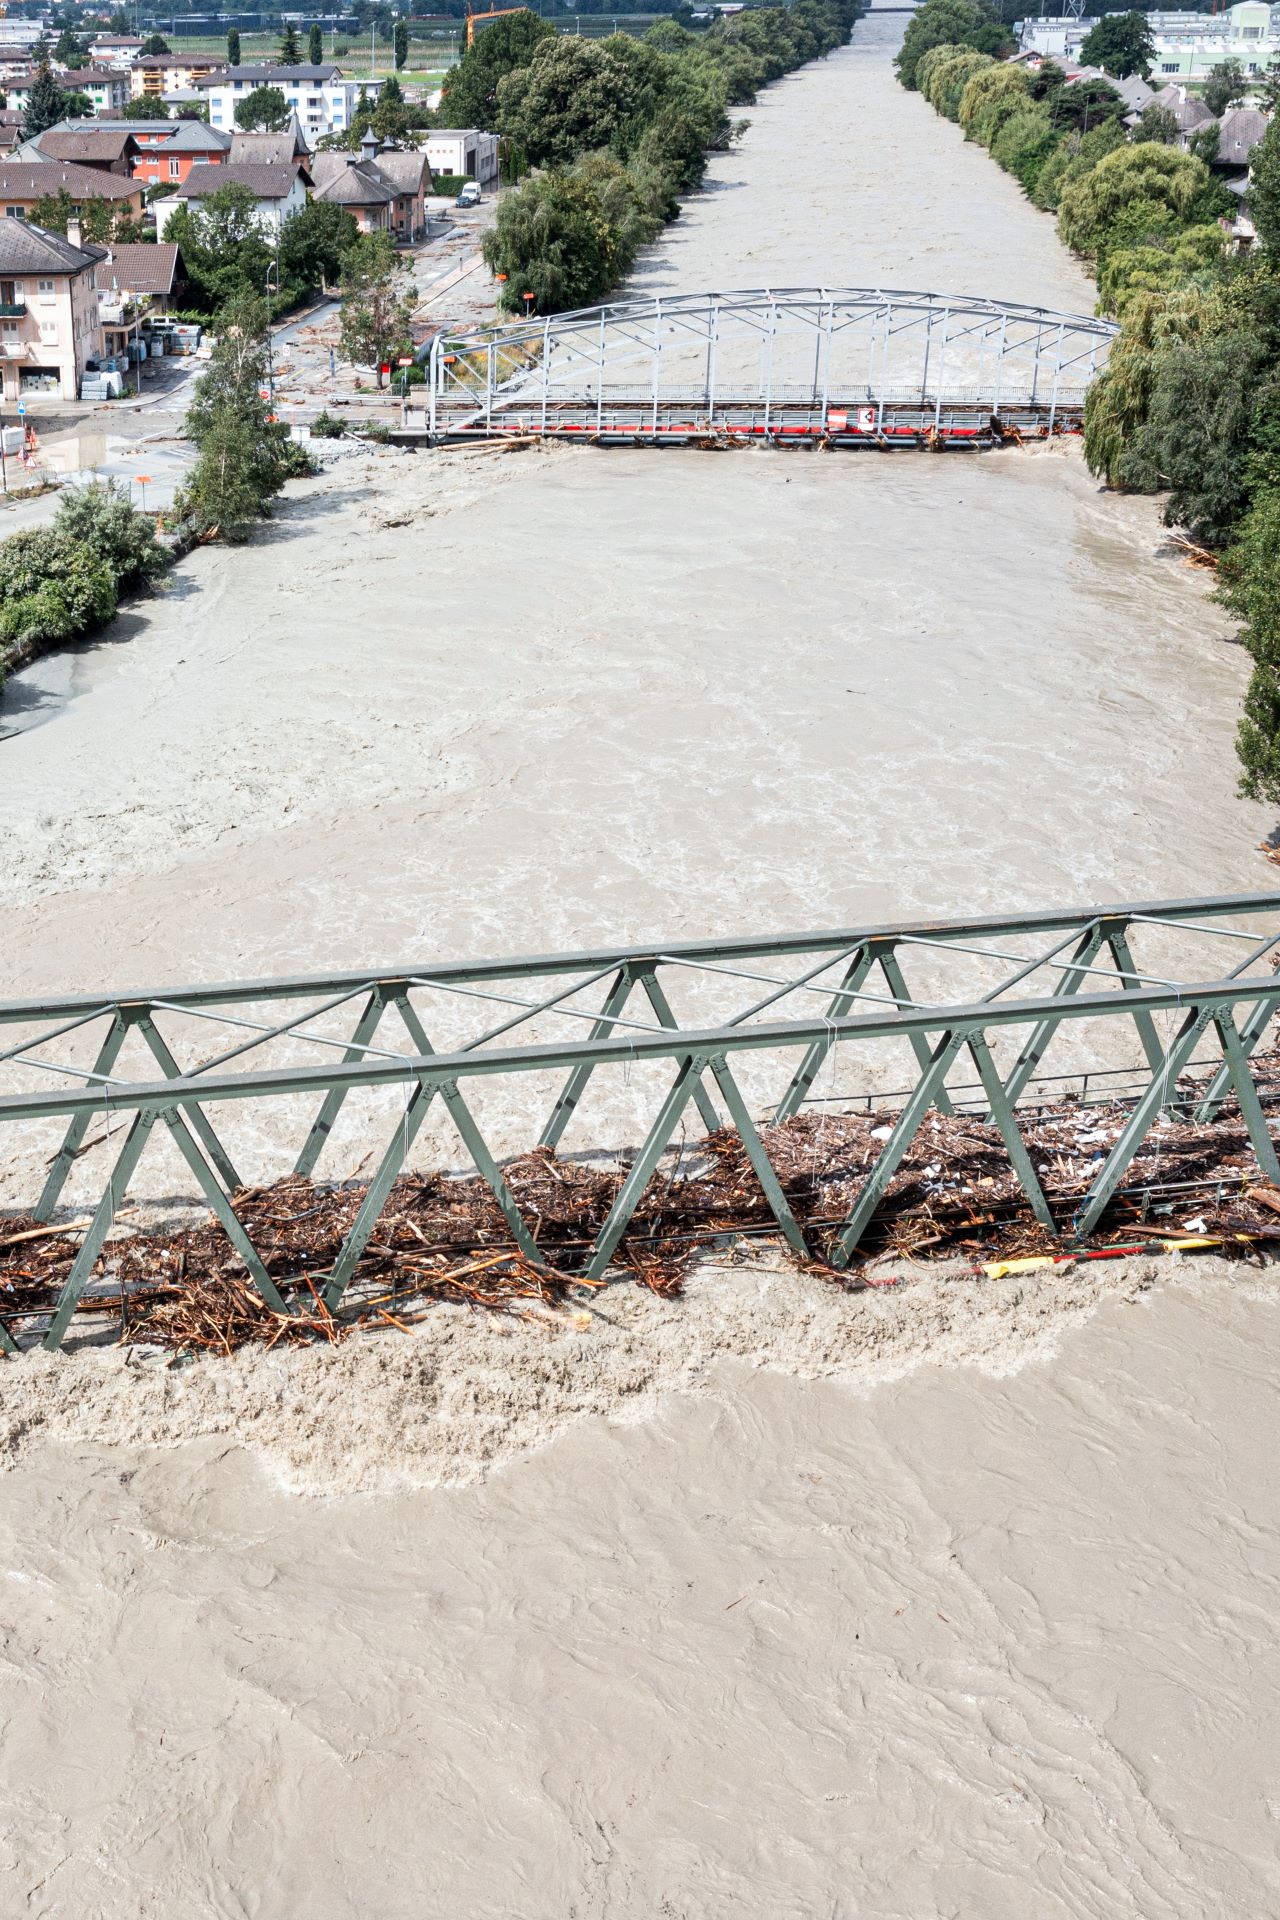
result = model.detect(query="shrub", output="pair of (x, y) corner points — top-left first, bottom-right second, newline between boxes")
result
(310, 410), (347, 438)
(0, 529), (117, 678)
(53, 479), (169, 591)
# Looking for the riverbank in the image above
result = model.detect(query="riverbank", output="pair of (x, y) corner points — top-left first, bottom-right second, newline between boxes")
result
(2, 17), (1278, 1915)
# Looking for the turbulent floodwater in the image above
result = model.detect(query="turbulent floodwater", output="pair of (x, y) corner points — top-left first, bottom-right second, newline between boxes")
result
(3, 19), (1280, 1918)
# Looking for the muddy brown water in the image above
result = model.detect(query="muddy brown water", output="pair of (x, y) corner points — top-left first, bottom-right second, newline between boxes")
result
(2, 19), (1279, 1917)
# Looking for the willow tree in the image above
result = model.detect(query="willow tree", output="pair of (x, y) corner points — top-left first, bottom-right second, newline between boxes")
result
(1057, 142), (1219, 260)
(957, 62), (1028, 147)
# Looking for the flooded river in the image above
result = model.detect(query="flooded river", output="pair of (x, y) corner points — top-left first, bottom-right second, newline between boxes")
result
(4, 20), (1280, 1919)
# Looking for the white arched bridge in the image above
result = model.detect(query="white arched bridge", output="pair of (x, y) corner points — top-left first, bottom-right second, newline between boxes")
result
(420, 287), (1118, 450)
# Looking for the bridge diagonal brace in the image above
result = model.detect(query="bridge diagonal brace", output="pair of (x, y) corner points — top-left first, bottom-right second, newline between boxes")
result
(135, 1010), (242, 1194)
(323, 1075), (438, 1310)
(774, 946), (873, 1122)
(876, 946), (955, 1117)
(966, 1032), (1055, 1232)
(539, 966), (635, 1151)
(583, 1054), (706, 1281)
(1072, 1004), (1215, 1239)
(1194, 996), (1275, 1125)
(391, 993), (542, 1267)
(707, 1054), (809, 1257)
(1212, 1009), (1280, 1186)
(1103, 925), (1168, 1082)
(34, 1009), (131, 1223)
(637, 969), (722, 1133)
(1002, 924), (1104, 1107)
(158, 1107), (289, 1315)
(829, 1029), (965, 1268)
(43, 1107), (159, 1351)
(294, 986), (389, 1178)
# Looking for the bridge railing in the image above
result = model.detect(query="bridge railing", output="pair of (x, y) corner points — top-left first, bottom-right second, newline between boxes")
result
(428, 287), (1118, 439)
(2, 892), (1277, 1349)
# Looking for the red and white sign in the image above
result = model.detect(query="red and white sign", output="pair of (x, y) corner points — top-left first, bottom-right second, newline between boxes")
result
(826, 409), (847, 430)
(857, 406), (877, 432)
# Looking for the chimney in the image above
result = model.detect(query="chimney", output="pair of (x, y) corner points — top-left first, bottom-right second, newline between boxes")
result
(67, 215), (83, 248)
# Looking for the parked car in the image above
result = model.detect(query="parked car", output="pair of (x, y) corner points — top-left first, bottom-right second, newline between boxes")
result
(456, 181), (481, 208)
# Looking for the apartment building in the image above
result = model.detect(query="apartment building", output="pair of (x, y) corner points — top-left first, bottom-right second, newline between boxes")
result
(0, 217), (104, 401)
(192, 64), (382, 141)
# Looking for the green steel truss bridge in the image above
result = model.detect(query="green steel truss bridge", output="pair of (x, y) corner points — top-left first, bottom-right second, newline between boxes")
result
(4, 890), (1280, 1350)
(422, 288), (1119, 449)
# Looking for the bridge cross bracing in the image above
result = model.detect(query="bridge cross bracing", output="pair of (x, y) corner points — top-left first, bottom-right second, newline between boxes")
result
(425, 288), (1118, 448)
(2, 891), (1279, 1350)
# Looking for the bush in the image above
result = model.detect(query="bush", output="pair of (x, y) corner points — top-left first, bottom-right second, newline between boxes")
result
(310, 410), (347, 438)
(53, 480), (169, 591)
(0, 529), (117, 679)
(431, 173), (471, 196)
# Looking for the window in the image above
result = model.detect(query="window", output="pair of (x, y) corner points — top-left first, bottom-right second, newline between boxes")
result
(37, 278), (54, 303)
(4, 207), (23, 219)
(1162, 60), (1178, 71)
(169, 157), (180, 178)
(1, 322), (17, 340)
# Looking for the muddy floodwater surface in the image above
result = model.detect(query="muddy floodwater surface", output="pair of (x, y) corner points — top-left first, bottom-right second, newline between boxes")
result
(2, 16), (1279, 1918)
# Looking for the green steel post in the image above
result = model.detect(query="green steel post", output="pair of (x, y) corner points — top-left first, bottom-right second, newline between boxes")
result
(294, 987), (389, 1178)
(1001, 924), (1104, 1106)
(1194, 996), (1274, 1124)
(136, 1011), (242, 1194)
(637, 969), (722, 1133)
(1212, 1010), (1280, 1185)
(583, 1054), (706, 1280)
(1072, 1005), (1214, 1237)
(390, 993), (542, 1264)
(966, 1031), (1055, 1231)
(323, 1076), (439, 1309)
(538, 966), (634, 1150)
(159, 1108), (289, 1314)
(830, 1030), (965, 1266)
(708, 1054), (809, 1256)
(0, 1313), (17, 1357)
(877, 946), (955, 1117)
(773, 946), (873, 1122)
(43, 1107), (158, 1350)
(1104, 925), (1167, 1081)
(34, 1010), (130, 1222)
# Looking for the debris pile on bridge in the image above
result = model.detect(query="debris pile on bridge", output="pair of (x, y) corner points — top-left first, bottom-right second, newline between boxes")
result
(4, 1056), (1280, 1353)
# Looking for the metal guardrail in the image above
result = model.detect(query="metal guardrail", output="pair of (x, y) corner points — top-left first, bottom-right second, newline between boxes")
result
(3, 893), (1280, 1349)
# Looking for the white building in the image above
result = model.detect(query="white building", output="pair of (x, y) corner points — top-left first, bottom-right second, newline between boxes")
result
(424, 129), (500, 189)
(153, 160), (309, 239)
(191, 65), (382, 143)
(0, 21), (48, 53)
(1020, 2), (1280, 78)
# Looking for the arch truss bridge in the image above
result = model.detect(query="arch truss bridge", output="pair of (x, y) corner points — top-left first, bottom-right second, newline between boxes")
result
(3, 891), (1280, 1349)
(425, 288), (1118, 449)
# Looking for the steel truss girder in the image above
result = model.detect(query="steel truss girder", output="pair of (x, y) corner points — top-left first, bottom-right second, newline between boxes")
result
(3, 890), (1279, 1349)
(427, 286), (1118, 440)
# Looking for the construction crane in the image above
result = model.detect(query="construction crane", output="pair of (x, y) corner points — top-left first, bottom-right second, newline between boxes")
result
(465, 4), (524, 48)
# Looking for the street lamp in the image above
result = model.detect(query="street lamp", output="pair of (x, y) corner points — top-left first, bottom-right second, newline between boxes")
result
(265, 254), (280, 400)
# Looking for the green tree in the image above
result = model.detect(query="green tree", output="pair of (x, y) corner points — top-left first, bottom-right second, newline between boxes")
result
(1225, 487), (1280, 799)
(497, 35), (676, 170)
(894, 0), (1011, 92)
(991, 104), (1058, 194)
(1112, 331), (1272, 543)
(1058, 141), (1220, 260)
(957, 60), (1028, 147)
(180, 295), (312, 540)
(142, 33), (170, 55)
(280, 22), (302, 62)
(21, 61), (70, 139)
(1250, 115), (1280, 252)
(309, 22), (324, 64)
(279, 198), (359, 290)
(1189, 121), (1220, 167)
(1202, 58), (1247, 117)
(338, 232), (416, 374)
(1137, 102), (1180, 144)
(54, 481), (169, 591)
(1079, 11), (1155, 79)
(0, 530), (117, 677)
(235, 85), (292, 132)
(162, 183), (277, 311)
(394, 18), (409, 69)
(437, 7), (554, 129)
(227, 27), (241, 65)
(53, 26), (85, 64)
(121, 95), (170, 120)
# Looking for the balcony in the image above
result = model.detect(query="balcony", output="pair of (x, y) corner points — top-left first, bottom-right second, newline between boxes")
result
(0, 300), (24, 319)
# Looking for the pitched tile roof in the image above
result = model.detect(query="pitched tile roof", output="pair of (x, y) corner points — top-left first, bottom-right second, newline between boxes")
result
(0, 159), (142, 199)
(94, 241), (181, 296)
(173, 160), (302, 200)
(0, 217), (99, 274)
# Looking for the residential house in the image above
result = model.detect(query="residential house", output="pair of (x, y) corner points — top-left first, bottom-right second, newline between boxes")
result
(121, 118), (232, 187)
(311, 135), (431, 240)
(191, 65), (382, 142)
(56, 68), (132, 115)
(94, 238), (182, 362)
(87, 34), (146, 69)
(0, 160), (145, 224)
(153, 160), (308, 238)
(423, 128), (499, 189)
(130, 52), (228, 100)
(0, 111), (24, 157)
(0, 216), (105, 400)
(1144, 83), (1217, 139)
(229, 123), (312, 167)
(17, 126), (144, 176)
(1215, 104), (1271, 167)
